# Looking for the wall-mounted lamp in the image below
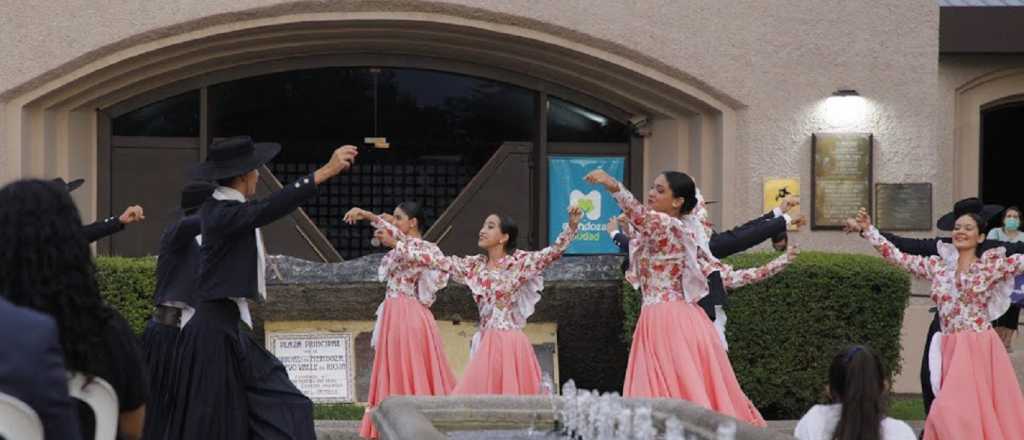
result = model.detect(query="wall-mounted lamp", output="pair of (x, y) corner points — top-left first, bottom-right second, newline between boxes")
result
(824, 89), (866, 127)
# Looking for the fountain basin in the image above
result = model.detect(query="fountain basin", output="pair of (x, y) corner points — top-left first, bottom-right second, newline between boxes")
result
(372, 395), (797, 440)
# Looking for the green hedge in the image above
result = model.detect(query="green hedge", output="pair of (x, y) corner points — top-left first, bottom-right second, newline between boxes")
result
(96, 257), (157, 335)
(622, 251), (911, 420)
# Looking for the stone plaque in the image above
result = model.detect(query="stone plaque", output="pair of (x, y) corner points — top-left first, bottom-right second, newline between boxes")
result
(811, 133), (873, 229)
(267, 332), (355, 403)
(875, 183), (932, 231)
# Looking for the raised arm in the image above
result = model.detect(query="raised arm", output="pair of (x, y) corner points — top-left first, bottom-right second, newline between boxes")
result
(343, 207), (409, 243)
(879, 231), (940, 257)
(214, 146), (358, 235)
(863, 226), (938, 280)
(394, 240), (473, 284)
(709, 215), (787, 258)
(82, 216), (126, 243)
(700, 244), (796, 289)
(518, 218), (580, 276)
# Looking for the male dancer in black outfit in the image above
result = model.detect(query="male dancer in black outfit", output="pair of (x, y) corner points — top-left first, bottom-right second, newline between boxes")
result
(166, 137), (357, 440)
(140, 181), (215, 440)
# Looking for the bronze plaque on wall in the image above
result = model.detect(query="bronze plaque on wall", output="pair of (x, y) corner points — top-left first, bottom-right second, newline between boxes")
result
(811, 133), (873, 229)
(875, 183), (932, 231)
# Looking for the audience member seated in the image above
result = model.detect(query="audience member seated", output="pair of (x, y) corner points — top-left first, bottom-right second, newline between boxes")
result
(795, 345), (916, 440)
(0, 180), (148, 440)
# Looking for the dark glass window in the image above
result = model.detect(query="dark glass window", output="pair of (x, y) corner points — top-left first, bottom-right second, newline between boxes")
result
(112, 90), (200, 137)
(209, 67), (537, 259)
(547, 96), (628, 143)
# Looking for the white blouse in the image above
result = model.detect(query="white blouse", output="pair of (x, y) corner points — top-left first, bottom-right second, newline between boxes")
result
(794, 404), (916, 440)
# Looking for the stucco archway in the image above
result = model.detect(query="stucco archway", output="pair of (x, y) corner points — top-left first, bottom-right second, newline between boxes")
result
(953, 67), (1024, 199)
(0, 3), (739, 224)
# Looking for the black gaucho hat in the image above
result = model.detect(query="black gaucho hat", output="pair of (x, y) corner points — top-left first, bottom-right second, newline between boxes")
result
(52, 177), (85, 193)
(189, 136), (280, 180)
(936, 197), (1003, 231)
(179, 181), (217, 215)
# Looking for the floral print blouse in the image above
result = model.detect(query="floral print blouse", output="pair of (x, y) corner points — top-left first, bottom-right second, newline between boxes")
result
(864, 226), (1021, 334)
(397, 223), (579, 331)
(611, 184), (793, 307)
(371, 215), (449, 307)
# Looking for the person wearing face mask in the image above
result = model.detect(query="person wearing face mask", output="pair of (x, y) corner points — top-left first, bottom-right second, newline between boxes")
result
(988, 206), (1023, 351)
(846, 208), (1024, 440)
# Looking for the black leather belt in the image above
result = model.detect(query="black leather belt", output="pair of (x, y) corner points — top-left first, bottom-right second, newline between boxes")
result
(153, 305), (182, 327)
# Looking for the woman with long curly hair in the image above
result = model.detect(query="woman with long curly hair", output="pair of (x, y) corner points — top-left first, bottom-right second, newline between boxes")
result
(0, 179), (148, 440)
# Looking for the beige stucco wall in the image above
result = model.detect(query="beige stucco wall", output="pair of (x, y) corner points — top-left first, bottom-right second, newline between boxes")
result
(1, 0), (941, 247)
(8, 0), (999, 397)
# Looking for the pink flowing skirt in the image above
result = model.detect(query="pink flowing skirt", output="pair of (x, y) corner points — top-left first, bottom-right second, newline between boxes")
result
(624, 300), (766, 427)
(359, 296), (456, 438)
(923, 329), (1024, 440)
(452, 329), (542, 396)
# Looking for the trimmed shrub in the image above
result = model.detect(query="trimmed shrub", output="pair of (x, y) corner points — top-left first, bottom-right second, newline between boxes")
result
(621, 251), (911, 419)
(96, 256), (157, 335)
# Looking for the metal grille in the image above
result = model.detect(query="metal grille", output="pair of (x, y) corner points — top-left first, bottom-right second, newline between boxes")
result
(271, 159), (473, 260)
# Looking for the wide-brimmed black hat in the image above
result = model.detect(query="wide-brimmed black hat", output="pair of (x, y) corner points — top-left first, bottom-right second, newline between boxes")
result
(189, 136), (280, 180)
(179, 181), (217, 215)
(52, 177), (85, 193)
(936, 197), (1004, 231)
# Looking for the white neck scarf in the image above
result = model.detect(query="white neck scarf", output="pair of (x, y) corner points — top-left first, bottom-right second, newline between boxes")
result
(213, 186), (267, 302)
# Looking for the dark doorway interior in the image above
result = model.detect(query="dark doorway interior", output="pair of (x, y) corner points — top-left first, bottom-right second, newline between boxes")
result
(106, 66), (633, 259)
(980, 101), (1024, 225)
(208, 67), (537, 259)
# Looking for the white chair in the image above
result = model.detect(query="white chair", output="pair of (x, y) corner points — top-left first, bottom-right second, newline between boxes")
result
(68, 373), (119, 440)
(0, 391), (44, 440)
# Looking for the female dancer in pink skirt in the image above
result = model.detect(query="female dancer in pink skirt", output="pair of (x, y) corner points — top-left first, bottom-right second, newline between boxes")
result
(847, 208), (1024, 439)
(585, 169), (796, 427)
(400, 206), (581, 395)
(344, 203), (456, 438)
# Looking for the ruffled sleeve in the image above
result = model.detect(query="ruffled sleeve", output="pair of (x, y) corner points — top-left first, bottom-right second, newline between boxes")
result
(863, 226), (939, 280)
(511, 270), (544, 327)
(978, 247), (1017, 321)
(707, 248), (794, 289)
(517, 222), (579, 277)
(370, 214), (408, 242)
(413, 241), (450, 307)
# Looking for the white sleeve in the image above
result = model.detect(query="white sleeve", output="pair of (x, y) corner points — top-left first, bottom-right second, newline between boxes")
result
(793, 406), (824, 440)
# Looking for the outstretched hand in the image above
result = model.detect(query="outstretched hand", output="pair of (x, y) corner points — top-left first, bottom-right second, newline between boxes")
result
(584, 169), (620, 193)
(568, 205), (583, 229)
(842, 207), (872, 233)
(786, 244), (800, 259)
(343, 207), (372, 225)
(790, 214), (808, 230)
(606, 216), (619, 234)
(119, 205), (145, 224)
(331, 145), (359, 173)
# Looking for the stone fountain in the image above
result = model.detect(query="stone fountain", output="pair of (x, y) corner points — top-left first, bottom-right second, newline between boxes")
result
(371, 380), (796, 440)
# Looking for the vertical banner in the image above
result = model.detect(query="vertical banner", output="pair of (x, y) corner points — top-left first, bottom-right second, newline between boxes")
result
(763, 178), (800, 231)
(548, 155), (625, 254)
